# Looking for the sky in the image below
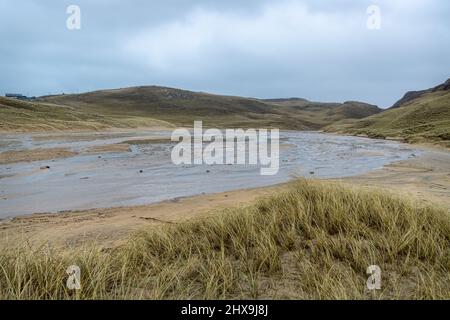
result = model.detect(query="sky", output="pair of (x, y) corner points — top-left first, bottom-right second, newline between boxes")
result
(0, 0), (449, 108)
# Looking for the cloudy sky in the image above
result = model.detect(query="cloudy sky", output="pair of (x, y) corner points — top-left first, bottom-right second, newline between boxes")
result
(0, 0), (449, 107)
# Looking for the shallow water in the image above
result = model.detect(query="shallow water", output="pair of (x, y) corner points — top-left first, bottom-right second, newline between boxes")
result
(0, 131), (420, 218)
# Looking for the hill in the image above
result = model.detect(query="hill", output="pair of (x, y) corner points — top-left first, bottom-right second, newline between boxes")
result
(262, 98), (381, 127)
(23, 86), (380, 131)
(40, 86), (310, 130)
(391, 79), (450, 108)
(0, 96), (173, 132)
(325, 79), (450, 147)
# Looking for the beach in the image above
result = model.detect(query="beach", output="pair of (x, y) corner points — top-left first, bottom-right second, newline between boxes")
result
(1, 137), (448, 249)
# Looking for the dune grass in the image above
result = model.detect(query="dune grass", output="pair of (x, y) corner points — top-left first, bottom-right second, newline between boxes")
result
(1, 179), (450, 300)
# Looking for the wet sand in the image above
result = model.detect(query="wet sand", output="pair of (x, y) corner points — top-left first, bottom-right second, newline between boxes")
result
(1, 148), (449, 250)
(0, 131), (420, 217)
(0, 184), (289, 249)
(0, 148), (78, 165)
(340, 151), (450, 208)
(0, 131), (449, 249)
(85, 143), (132, 154)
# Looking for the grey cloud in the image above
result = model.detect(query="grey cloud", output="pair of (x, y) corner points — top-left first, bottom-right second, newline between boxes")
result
(0, 0), (449, 107)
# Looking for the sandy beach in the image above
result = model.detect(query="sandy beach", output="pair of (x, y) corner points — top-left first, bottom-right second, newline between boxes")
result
(1, 141), (449, 250)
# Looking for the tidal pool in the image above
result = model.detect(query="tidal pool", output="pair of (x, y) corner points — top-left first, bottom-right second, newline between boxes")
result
(0, 131), (420, 218)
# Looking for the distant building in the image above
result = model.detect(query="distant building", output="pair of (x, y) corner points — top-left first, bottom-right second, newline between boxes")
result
(5, 93), (25, 99)
(5, 93), (35, 101)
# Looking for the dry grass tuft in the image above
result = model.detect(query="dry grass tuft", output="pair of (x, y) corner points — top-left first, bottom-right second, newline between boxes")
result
(1, 179), (449, 299)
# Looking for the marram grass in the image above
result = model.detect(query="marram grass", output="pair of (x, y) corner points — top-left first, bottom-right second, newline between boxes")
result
(1, 179), (450, 299)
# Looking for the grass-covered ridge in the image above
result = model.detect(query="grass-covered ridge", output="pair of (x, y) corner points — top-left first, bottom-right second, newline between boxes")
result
(1, 179), (449, 299)
(0, 96), (173, 132)
(0, 86), (381, 132)
(42, 86), (381, 130)
(325, 83), (450, 148)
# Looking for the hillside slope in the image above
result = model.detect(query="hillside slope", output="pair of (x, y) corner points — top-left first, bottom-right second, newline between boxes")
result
(263, 98), (381, 128)
(35, 86), (381, 131)
(41, 86), (309, 130)
(0, 96), (172, 132)
(325, 80), (450, 147)
(391, 79), (450, 108)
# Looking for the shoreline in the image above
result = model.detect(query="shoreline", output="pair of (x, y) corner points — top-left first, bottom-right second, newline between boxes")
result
(319, 129), (450, 152)
(0, 183), (290, 249)
(1, 132), (449, 249)
(1, 149), (449, 249)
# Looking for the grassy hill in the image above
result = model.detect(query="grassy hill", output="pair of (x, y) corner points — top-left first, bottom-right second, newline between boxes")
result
(325, 80), (450, 148)
(3, 81), (448, 147)
(0, 96), (173, 132)
(13, 86), (380, 132)
(263, 98), (381, 128)
(1, 179), (449, 299)
(391, 78), (450, 108)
